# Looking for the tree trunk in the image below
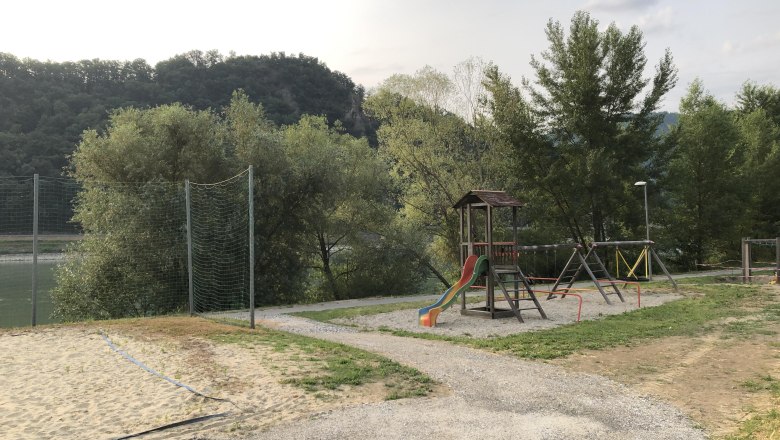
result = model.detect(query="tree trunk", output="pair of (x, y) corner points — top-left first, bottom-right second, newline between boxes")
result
(318, 232), (341, 300)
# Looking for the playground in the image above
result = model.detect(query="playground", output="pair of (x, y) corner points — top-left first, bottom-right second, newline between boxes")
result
(416, 191), (682, 330)
(341, 290), (679, 337)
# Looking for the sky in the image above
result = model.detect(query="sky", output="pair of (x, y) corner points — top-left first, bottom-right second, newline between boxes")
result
(3, 0), (779, 112)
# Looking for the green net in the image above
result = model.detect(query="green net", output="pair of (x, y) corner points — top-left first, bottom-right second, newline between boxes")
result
(190, 169), (251, 315)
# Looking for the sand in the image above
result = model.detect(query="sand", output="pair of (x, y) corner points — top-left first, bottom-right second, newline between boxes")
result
(0, 323), (383, 439)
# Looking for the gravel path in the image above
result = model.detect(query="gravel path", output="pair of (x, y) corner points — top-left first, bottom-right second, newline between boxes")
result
(248, 314), (706, 439)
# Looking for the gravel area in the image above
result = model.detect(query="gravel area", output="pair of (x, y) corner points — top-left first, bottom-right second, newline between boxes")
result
(334, 290), (682, 338)
(249, 313), (706, 440)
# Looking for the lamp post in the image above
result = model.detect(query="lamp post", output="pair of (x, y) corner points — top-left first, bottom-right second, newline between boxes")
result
(634, 181), (652, 280)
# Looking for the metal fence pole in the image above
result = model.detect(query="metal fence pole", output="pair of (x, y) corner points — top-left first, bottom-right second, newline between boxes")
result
(31, 174), (39, 326)
(248, 166), (255, 329)
(186, 180), (194, 316)
(741, 238), (750, 284)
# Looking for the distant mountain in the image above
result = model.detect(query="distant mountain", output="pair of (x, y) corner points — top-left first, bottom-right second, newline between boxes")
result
(655, 112), (680, 136)
(0, 51), (373, 177)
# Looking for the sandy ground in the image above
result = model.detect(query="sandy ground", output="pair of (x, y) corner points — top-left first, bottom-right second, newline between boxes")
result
(0, 321), (391, 439)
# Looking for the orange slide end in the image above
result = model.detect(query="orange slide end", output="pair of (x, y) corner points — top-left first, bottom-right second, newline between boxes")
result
(420, 309), (441, 327)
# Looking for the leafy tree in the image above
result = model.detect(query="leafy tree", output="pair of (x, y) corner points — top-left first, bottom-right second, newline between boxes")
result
(218, 91), (309, 305)
(379, 65), (457, 113)
(282, 115), (394, 300)
(485, 11), (678, 245)
(737, 82), (780, 125)
(734, 82), (780, 238)
(665, 80), (743, 268)
(52, 104), (232, 320)
(365, 89), (490, 284)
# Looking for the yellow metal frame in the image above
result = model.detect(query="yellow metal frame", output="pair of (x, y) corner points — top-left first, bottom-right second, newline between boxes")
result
(614, 245), (649, 279)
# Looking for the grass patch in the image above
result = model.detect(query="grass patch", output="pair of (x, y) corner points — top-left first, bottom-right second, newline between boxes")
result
(293, 283), (777, 360)
(741, 375), (780, 397)
(721, 319), (777, 339)
(724, 409), (780, 440)
(382, 284), (771, 359)
(204, 318), (434, 400)
(97, 316), (435, 400)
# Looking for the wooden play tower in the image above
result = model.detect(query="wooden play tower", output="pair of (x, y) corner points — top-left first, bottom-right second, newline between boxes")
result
(454, 190), (547, 322)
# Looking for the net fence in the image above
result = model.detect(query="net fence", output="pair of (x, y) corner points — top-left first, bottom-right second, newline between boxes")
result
(189, 170), (252, 316)
(0, 169), (254, 328)
(0, 176), (81, 327)
(54, 180), (190, 320)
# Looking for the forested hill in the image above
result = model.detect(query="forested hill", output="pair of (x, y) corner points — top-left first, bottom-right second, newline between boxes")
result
(657, 112), (680, 135)
(0, 50), (371, 177)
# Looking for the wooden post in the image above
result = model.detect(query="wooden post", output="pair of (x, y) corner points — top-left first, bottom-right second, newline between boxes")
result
(512, 206), (519, 301)
(459, 207), (464, 267)
(776, 237), (779, 282)
(460, 206), (465, 311)
(487, 205), (493, 315)
(466, 204), (473, 257)
(512, 207), (518, 265)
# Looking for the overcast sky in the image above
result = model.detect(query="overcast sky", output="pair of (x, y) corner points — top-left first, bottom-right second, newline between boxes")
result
(4, 0), (779, 111)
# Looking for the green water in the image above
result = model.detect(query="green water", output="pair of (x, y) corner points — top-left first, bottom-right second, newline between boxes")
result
(0, 261), (60, 328)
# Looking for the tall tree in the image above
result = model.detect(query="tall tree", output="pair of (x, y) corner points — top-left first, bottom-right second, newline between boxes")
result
(665, 80), (743, 268)
(365, 89), (489, 283)
(282, 115), (393, 300)
(734, 82), (780, 238)
(485, 11), (677, 245)
(52, 104), (233, 320)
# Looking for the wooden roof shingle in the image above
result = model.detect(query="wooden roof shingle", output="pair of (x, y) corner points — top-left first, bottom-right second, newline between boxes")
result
(452, 190), (524, 208)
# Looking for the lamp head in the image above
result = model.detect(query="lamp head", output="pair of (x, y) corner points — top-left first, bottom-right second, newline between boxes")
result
(634, 181), (647, 186)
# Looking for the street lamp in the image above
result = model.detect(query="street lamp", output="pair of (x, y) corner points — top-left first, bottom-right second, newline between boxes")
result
(634, 181), (652, 280)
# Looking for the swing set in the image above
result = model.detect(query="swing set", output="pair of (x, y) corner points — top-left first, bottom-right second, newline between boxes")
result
(515, 243), (622, 320)
(613, 243), (652, 281)
(590, 241), (678, 290)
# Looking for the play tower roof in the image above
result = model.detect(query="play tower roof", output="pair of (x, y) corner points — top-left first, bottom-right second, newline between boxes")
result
(452, 190), (524, 209)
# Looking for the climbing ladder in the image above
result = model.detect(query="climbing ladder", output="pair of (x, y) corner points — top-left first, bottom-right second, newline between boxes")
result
(491, 264), (547, 323)
(549, 245), (625, 304)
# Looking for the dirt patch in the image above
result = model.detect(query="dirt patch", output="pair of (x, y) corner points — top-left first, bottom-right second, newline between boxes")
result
(550, 287), (780, 437)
